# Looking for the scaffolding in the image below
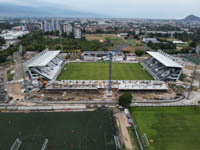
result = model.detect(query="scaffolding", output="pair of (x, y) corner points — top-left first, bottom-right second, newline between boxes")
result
(0, 77), (7, 102)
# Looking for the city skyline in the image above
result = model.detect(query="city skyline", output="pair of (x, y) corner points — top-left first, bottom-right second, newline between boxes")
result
(0, 0), (200, 19)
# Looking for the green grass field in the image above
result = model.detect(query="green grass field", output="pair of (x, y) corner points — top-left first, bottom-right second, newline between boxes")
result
(0, 111), (116, 150)
(57, 62), (153, 80)
(129, 107), (200, 150)
(185, 56), (200, 65)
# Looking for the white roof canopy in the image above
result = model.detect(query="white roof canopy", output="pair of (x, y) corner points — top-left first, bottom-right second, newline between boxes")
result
(28, 50), (60, 67)
(147, 51), (183, 68)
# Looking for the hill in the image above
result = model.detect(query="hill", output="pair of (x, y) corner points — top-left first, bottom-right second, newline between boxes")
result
(0, 3), (101, 18)
(183, 15), (200, 22)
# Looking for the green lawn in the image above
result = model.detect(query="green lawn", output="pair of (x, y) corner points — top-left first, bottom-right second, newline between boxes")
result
(57, 62), (153, 80)
(129, 107), (200, 150)
(185, 56), (200, 65)
(0, 111), (115, 150)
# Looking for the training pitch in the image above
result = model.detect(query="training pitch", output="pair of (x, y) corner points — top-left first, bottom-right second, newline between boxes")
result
(129, 107), (200, 150)
(0, 111), (116, 150)
(57, 62), (153, 80)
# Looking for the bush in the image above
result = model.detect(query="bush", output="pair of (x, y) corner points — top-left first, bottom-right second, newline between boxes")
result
(135, 49), (145, 56)
(118, 93), (132, 108)
(0, 55), (6, 63)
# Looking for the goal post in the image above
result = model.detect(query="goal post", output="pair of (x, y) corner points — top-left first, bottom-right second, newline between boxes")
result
(41, 139), (48, 150)
(141, 133), (150, 148)
(10, 138), (22, 150)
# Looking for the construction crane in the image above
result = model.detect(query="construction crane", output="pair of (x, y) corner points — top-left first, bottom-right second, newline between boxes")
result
(19, 45), (30, 100)
(107, 43), (129, 96)
(187, 47), (200, 99)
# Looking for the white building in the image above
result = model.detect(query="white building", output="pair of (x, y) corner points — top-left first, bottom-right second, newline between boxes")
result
(82, 51), (124, 62)
(142, 38), (159, 44)
(74, 28), (82, 39)
(126, 53), (137, 61)
(173, 41), (187, 44)
(117, 33), (128, 37)
(63, 24), (73, 35)
(0, 30), (29, 40)
(135, 29), (140, 36)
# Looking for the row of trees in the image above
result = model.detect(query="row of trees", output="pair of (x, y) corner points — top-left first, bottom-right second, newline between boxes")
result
(147, 41), (176, 50)
(0, 47), (17, 63)
(0, 37), (5, 46)
(0, 22), (20, 30)
(0, 31), (111, 64)
(19, 31), (110, 52)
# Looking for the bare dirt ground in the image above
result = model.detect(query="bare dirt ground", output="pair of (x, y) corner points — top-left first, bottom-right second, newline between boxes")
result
(7, 82), (24, 99)
(115, 112), (134, 150)
(29, 89), (118, 101)
(85, 34), (117, 41)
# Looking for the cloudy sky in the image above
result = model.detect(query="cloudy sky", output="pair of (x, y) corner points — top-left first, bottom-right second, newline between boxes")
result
(0, 0), (200, 18)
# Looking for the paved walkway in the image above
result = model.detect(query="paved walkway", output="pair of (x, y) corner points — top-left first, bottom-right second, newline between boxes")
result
(115, 112), (133, 150)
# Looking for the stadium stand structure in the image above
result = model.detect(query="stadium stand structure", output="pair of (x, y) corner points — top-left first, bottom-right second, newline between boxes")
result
(45, 80), (168, 91)
(26, 49), (64, 81)
(82, 51), (124, 62)
(142, 50), (183, 81)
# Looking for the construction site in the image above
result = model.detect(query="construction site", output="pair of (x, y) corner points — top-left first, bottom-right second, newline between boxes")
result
(1, 45), (197, 102)
(0, 44), (200, 150)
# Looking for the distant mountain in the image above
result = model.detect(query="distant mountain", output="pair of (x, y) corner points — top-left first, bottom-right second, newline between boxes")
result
(0, 3), (101, 18)
(183, 15), (200, 22)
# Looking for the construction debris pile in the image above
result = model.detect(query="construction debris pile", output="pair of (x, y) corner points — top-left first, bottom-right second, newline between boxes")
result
(0, 78), (7, 101)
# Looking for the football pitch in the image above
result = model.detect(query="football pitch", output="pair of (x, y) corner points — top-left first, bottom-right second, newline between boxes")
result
(57, 62), (153, 80)
(129, 107), (200, 150)
(0, 111), (116, 150)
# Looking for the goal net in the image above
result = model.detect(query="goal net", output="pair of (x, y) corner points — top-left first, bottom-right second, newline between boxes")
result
(141, 133), (149, 148)
(10, 138), (22, 150)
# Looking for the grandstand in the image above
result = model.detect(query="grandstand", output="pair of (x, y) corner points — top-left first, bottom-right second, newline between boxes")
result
(142, 50), (183, 81)
(26, 49), (64, 81)
(82, 51), (124, 62)
(45, 80), (168, 91)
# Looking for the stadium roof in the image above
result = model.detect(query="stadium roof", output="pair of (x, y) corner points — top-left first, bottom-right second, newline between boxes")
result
(147, 51), (183, 68)
(28, 50), (60, 67)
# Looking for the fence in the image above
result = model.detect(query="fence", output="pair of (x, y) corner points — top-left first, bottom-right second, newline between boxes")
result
(125, 109), (144, 150)
(130, 103), (198, 107)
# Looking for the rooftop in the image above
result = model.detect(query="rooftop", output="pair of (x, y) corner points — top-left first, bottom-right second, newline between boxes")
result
(147, 51), (183, 68)
(83, 51), (109, 55)
(27, 50), (60, 67)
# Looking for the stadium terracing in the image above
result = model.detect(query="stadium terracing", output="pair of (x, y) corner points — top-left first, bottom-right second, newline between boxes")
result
(142, 50), (183, 81)
(45, 80), (168, 91)
(26, 49), (64, 81)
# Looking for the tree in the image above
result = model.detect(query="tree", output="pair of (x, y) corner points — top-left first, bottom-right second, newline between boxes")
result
(0, 36), (5, 46)
(135, 49), (145, 56)
(190, 41), (197, 48)
(0, 55), (6, 63)
(147, 41), (153, 47)
(118, 93), (132, 108)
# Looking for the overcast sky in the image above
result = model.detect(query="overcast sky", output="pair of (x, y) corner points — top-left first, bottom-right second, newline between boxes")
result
(0, 0), (200, 18)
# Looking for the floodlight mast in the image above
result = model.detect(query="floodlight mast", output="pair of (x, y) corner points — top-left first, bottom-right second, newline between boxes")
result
(19, 45), (29, 100)
(59, 29), (63, 58)
(108, 52), (112, 93)
(107, 43), (129, 96)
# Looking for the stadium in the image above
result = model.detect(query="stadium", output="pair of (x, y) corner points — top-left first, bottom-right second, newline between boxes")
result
(25, 49), (184, 100)
(142, 50), (183, 81)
